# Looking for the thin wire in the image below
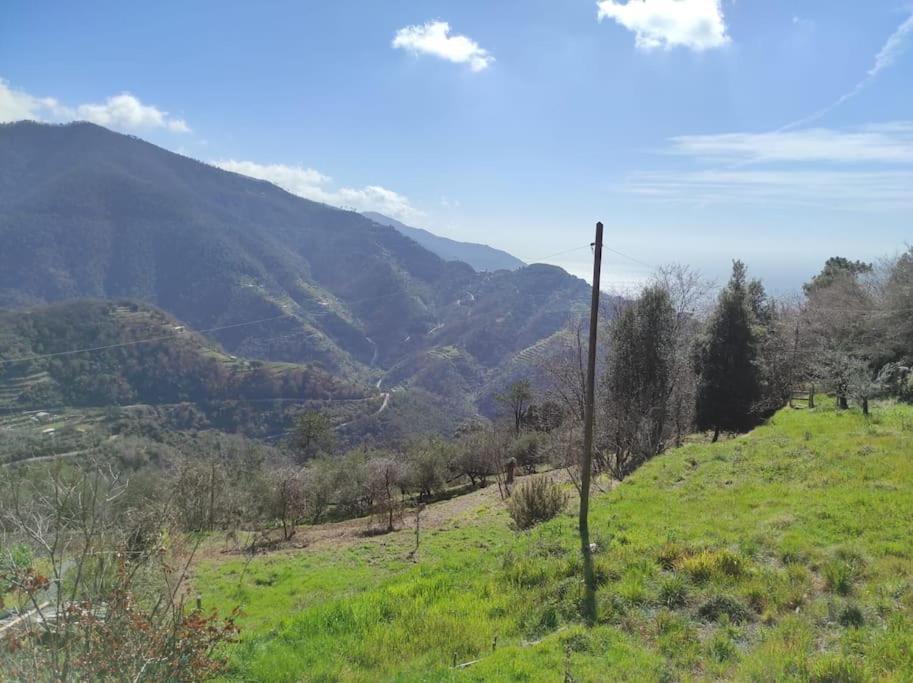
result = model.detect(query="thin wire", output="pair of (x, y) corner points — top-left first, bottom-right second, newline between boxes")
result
(522, 244), (593, 263)
(602, 245), (656, 271)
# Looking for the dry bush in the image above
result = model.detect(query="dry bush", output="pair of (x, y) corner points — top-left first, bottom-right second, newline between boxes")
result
(506, 477), (568, 530)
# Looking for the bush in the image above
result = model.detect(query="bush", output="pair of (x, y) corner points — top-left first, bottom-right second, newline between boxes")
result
(697, 595), (750, 624)
(658, 575), (688, 608)
(510, 432), (544, 474)
(824, 560), (856, 596)
(506, 477), (568, 530)
(838, 603), (865, 628)
(677, 549), (746, 583)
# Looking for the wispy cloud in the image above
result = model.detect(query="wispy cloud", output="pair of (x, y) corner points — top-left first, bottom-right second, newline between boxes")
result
(0, 78), (190, 133)
(623, 123), (913, 211)
(392, 21), (493, 71)
(596, 0), (730, 51)
(781, 12), (913, 130)
(214, 159), (422, 221)
(870, 12), (913, 76)
(625, 168), (913, 211)
(667, 124), (913, 165)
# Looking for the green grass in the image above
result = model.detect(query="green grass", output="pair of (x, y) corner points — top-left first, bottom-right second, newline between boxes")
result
(198, 401), (913, 681)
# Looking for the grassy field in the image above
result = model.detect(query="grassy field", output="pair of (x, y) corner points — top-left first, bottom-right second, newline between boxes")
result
(197, 401), (913, 681)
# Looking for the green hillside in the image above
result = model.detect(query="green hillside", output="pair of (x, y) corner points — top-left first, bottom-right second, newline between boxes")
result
(0, 300), (366, 410)
(197, 402), (913, 681)
(0, 122), (593, 418)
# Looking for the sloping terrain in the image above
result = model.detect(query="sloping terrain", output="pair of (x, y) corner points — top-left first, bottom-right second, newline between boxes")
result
(0, 122), (591, 417)
(363, 211), (525, 272)
(0, 300), (384, 456)
(198, 402), (913, 681)
(0, 300), (366, 409)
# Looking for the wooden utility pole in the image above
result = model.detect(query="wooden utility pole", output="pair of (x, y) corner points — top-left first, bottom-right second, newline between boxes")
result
(579, 221), (602, 625)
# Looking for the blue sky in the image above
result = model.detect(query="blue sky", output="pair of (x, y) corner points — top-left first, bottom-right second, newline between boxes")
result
(2, 0), (911, 292)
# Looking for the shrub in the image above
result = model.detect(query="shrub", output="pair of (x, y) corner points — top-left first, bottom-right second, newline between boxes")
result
(824, 560), (856, 596)
(658, 575), (688, 608)
(656, 542), (685, 571)
(838, 603), (865, 628)
(698, 595), (750, 624)
(506, 477), (568, 530)
(510, 432), (544, 474)
(677, 549), (746, 583)
(707, 632), (738, 663)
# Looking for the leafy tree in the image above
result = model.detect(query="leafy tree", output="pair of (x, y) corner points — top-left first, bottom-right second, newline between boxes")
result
(803, 256), (881, 410)
(603, 285), (677, 476)
(693, 261), (761, 441)
(509, 432), (544, 474)
(804, 257), (873, 295)
(291, 410), (335, 462)
(300, 457), (340, 524)
(883, 248), (913, 363)
(497, 380), (533, 436)
(403, 437), (454, 502)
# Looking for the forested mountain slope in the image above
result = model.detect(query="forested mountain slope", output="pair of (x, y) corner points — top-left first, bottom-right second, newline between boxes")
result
(0, 122), (591, 416)
(0, 300), (366, 410)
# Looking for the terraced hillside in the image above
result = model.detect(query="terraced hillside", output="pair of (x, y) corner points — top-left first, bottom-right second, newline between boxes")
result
(0, 300), (385, 460)
(198, 401), (913, 681)
(0, 122), (594, 419)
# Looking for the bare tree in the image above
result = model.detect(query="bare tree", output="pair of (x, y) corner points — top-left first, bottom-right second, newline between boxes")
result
(497, 380), (533, 436)
(366, 455), (406, 532)
(544, 317), (590, 426)
(269, 467), (306, 541)
(0, 462), (236, 680)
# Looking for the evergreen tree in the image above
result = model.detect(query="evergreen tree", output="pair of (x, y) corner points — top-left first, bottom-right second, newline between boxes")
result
(693, 261), (761, 441)
(604, 285), (676, 475)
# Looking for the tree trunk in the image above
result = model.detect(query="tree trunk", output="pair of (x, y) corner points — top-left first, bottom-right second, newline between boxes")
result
(208, 462), (217, 532)
(838, 394), (848, 410)
(862, 397), (869, 416)
(712, 427), (720, 443)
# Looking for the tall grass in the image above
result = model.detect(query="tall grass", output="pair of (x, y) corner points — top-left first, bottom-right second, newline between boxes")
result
(199, 400), (913, 681)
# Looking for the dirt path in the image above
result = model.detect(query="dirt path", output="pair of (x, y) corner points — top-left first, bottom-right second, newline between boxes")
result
(1, 450), (85, 467)
(201, 469), (590, 564)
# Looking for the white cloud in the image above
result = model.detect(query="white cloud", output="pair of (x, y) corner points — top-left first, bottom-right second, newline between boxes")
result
(624, 168), (913, 211)
(75, 93), (190, 133)
(0, 79), (68, 122)
(667, 123), (913, 165)
(781, 12), (913, 130)
(214, 159), (422, 221)
(623, 122), (913, 210)
(870, 12), (913, 77)
(0, 78), (190, 133)
(392, 21), (493, 71)
(596, 0), (730, 51)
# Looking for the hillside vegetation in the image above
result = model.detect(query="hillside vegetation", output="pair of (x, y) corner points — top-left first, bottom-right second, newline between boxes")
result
(0, 300), (366, 410)
(0, 122), (591, 418)
(198, 402), (913, 681)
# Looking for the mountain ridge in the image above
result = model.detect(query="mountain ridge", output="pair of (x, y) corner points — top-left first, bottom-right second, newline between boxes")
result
(0, 121), (592, 422)
(362, 211), (525, 273)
